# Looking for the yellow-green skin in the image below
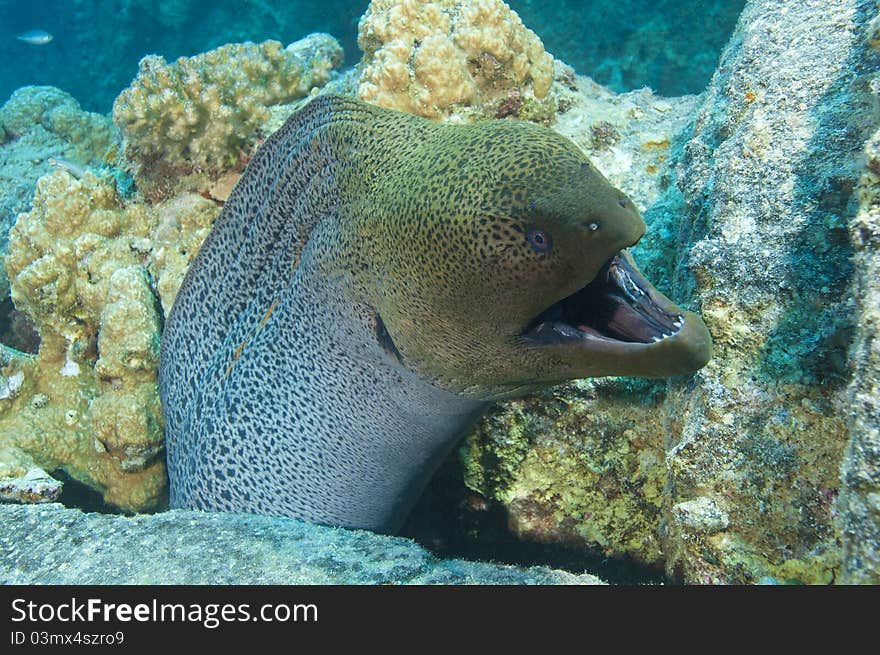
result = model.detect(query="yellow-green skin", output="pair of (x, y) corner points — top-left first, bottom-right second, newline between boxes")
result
(161, 95), (712, 531)
(360, 102), (712, 397)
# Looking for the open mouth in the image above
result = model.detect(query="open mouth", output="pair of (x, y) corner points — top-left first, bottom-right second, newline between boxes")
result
(523, 251), (684, 345)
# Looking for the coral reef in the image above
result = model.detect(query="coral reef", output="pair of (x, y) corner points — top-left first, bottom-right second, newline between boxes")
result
(0, 503), (604, 584)
(0, 0), (366, 114)
(0, 87), (117, 278)
(0, 170), (220, 511)
(357, 0), (556, 121)
(2, 0), (877, 585)
(507, 0), (746, 97)
(113, 33), (343, 198)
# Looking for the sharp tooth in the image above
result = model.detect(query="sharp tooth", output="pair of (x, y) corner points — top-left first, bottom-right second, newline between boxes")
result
(611, 265), (643, 301)
(652, 336), (661, 343)
(663, 332), (673, 338)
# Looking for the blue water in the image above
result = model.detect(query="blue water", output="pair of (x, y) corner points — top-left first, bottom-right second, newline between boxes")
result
(0, 0), (744, 112)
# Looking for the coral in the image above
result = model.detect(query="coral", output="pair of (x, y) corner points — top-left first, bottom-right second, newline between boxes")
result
(149, 192), (223, 315)
(112, 33), (343, 198)
(0, 170), (220, 511)
(0, 86), (115, 160)
(357, 0), (556, 121)
(0, 86), (117, 266)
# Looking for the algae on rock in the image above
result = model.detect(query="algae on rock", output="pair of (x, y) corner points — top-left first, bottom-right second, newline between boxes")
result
(662, 0), (877, 584)
(838, 75), (880, 584)
(463, 380), (667, 565)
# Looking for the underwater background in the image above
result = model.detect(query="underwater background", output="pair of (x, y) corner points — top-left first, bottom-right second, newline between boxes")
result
(0, 0), (745, 111)
(0, 0), (878, 585)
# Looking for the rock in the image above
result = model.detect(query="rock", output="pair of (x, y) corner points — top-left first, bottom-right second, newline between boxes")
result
(838, 63), (880, 584)
(671, 498), (729, 534)
(0, 504), (604, 584)
(663, 0), (877, 585)
(0, 468), (62, 503)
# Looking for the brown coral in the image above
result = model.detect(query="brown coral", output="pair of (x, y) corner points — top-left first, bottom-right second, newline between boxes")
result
(357, 0), (555, 121)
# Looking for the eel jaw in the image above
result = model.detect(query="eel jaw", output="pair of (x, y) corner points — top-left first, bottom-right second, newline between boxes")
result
(522, 250), (713, 378)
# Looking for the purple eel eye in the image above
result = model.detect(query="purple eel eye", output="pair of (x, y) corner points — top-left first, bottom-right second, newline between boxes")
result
(526, 229), (552, 252)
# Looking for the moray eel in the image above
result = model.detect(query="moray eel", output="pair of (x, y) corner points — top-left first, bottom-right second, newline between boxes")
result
(159, 94), (712, 533)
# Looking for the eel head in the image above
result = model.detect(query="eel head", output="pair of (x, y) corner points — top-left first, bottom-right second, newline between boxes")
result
(366, 118), (712, 397)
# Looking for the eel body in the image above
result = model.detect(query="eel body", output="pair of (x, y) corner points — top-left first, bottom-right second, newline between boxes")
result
(159, 95), (712, 532)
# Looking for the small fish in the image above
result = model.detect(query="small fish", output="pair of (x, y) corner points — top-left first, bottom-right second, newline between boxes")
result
(16, 30), (53, 45)
(47, 157), (86, 178)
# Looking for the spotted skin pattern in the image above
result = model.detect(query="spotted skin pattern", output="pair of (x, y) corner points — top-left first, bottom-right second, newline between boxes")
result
(160, 95), (707, 532)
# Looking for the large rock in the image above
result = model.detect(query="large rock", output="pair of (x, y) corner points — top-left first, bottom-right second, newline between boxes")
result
(838, 28), (880, 583)
(664, 0), (878, 584)
(0, 504), (603, 584)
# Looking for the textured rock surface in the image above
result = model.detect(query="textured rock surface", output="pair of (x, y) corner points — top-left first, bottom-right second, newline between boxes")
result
(0, 171), (220, 512)
(663, 0), (877, 585)
(839, 46), (880, 583)
(0, 504), (604, 584)
(113, 33), (343, 199)
(357, 0), (556, 121)
(463, 380), (668, 565)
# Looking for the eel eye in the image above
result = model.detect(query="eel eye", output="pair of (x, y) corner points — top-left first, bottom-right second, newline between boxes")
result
(526, 229), (552, 252)
(618, 198), (630, 208)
